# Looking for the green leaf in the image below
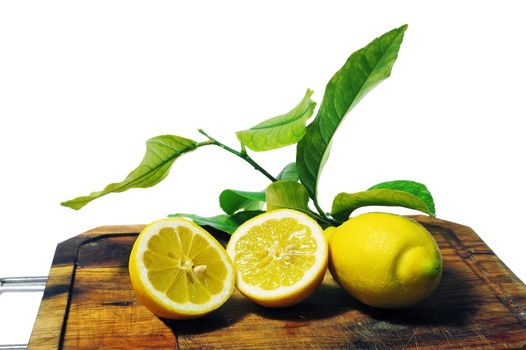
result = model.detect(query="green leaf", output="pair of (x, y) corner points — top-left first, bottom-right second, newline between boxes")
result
(236, 89), (316, 152)
(297, 25), (408, 200)
(331, 186), (434, 222)
(219, 189), (266, 215)
(276, 162), (299, 182)
(266, 180), (310, 212)
(368, 180), (435, 215)
(169, 210), (264, 234)
(61, 135), (199, 210)
(218, 163), (302, 215)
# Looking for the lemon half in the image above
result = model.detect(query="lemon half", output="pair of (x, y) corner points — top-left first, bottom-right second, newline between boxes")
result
(226, 209), (328, 308)
(129, 218), (235, 319)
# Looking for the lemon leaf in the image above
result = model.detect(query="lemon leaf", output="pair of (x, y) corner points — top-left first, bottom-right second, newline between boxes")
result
(219, 163), (301, 215)
(297, 25), (408, 201)
(236, 89), (316, 152)
(266, 180), (310, 212)
(331, 188), (434, 222)
(219, 189), (266, 215)
(61, 135), (198, 210)
(276, 162), (300, 182)
(368, 180), (435, 215)
(169, 211), (264, 234)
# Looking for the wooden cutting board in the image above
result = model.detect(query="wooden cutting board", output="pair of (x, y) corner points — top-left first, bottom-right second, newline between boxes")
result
(28, 216), (526, 349)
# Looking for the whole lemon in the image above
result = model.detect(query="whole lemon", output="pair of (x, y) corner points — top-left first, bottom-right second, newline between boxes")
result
(323, 226), (338, 243)
(329, 212), (442, 308)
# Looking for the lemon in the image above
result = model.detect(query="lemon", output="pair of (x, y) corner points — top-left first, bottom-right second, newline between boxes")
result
(129, 218), (235, 319)
(329, 212), (442, 308)
(323, 226), (337, 243)
(226, 209), (328, 307)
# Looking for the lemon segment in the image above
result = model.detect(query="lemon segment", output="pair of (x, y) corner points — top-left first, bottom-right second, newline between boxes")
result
(129, 218), (235, 319)
(329, 212), (442, 309)
(227, 209), (328, 308)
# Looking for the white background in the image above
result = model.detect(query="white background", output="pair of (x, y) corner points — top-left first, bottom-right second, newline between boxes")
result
(1, 0), (525, 344)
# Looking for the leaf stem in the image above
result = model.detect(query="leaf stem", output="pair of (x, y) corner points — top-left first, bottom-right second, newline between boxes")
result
(313, 198), (328, 219)
(198, 129), (277, 182)
(308, 210), (340, 226)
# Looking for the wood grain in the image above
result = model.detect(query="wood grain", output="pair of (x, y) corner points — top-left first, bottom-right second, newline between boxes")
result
(28, 217), (526, 349)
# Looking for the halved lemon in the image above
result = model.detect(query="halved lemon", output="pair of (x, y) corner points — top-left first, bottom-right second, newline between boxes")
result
(226, 209), (328, 307)
(129, 218), (235, 319)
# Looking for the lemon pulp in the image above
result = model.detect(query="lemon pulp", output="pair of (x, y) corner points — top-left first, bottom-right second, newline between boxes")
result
(234, 217), (317, 290)
(144, 226), (228, 304)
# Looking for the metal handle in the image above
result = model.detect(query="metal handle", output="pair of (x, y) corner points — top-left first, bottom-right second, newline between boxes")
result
(0, 276), (48, 349)
(0, 276), (47, 293)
